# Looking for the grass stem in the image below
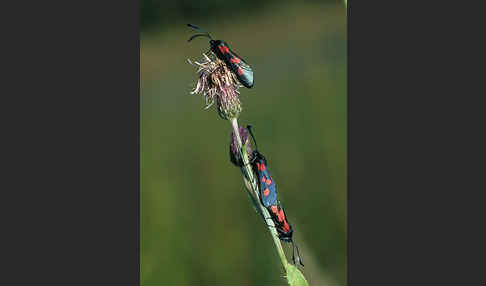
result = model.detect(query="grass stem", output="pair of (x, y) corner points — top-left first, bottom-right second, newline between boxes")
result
(230, 117), (289, 269)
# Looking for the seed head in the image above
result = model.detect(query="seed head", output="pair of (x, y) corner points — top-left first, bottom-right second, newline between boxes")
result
(230, 126), (253, 167)
(189, 52), (242, 120)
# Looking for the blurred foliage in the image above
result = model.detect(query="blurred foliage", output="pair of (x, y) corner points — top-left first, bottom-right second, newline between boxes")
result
(141, 0), (341, 31)
(141, 2), (346, 286)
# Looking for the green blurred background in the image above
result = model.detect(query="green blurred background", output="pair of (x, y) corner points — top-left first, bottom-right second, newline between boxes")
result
(141, 1), (346, 285)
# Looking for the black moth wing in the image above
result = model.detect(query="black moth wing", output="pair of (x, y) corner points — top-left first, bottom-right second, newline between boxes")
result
(217, 44), (254, 88)
(228, 49), (254, 88)
(267, 201), (293, 239)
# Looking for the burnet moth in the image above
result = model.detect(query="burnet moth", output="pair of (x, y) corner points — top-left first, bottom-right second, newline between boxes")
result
(187, 24), (254, 88)
(247, 125), (304, 267)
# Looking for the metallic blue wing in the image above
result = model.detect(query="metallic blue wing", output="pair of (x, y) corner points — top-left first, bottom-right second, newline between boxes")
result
(257, 160), (278, 207)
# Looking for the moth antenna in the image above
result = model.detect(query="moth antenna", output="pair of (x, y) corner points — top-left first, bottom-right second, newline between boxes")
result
(246, 125), (259, 151)
(187, 24), (213, 40)
(187, 23), (202, 31)
(291, 242), (296, 265)
(188, 33), (211, 42)
(293, 241), (304, 267)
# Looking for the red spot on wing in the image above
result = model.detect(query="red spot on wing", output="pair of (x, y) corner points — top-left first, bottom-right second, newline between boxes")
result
(278, 209), (286, 222)
(283, 221), (290, 232)
(266, 178), (272, 185)
(262, 177), (266, 183)
(257, 163), (261, 171)
(271, 205), (278, 215)
(237, 67), (243, 75)
(264, 188), (270, 196)
(218, 45), (230, 54)
(260, 163), (266, 171)
(278, 209), (291, 232)
(230, 57), (241, 64)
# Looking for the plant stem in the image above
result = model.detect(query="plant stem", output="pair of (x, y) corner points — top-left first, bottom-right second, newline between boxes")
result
(230, 117), (289, 270)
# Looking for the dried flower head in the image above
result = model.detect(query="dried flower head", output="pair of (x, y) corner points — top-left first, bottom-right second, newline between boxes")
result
(189, 52), (242, 120)
(230, 126), (253, 167)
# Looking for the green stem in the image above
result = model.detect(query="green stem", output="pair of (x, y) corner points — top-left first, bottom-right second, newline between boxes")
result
(230, 117), (289, 270)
